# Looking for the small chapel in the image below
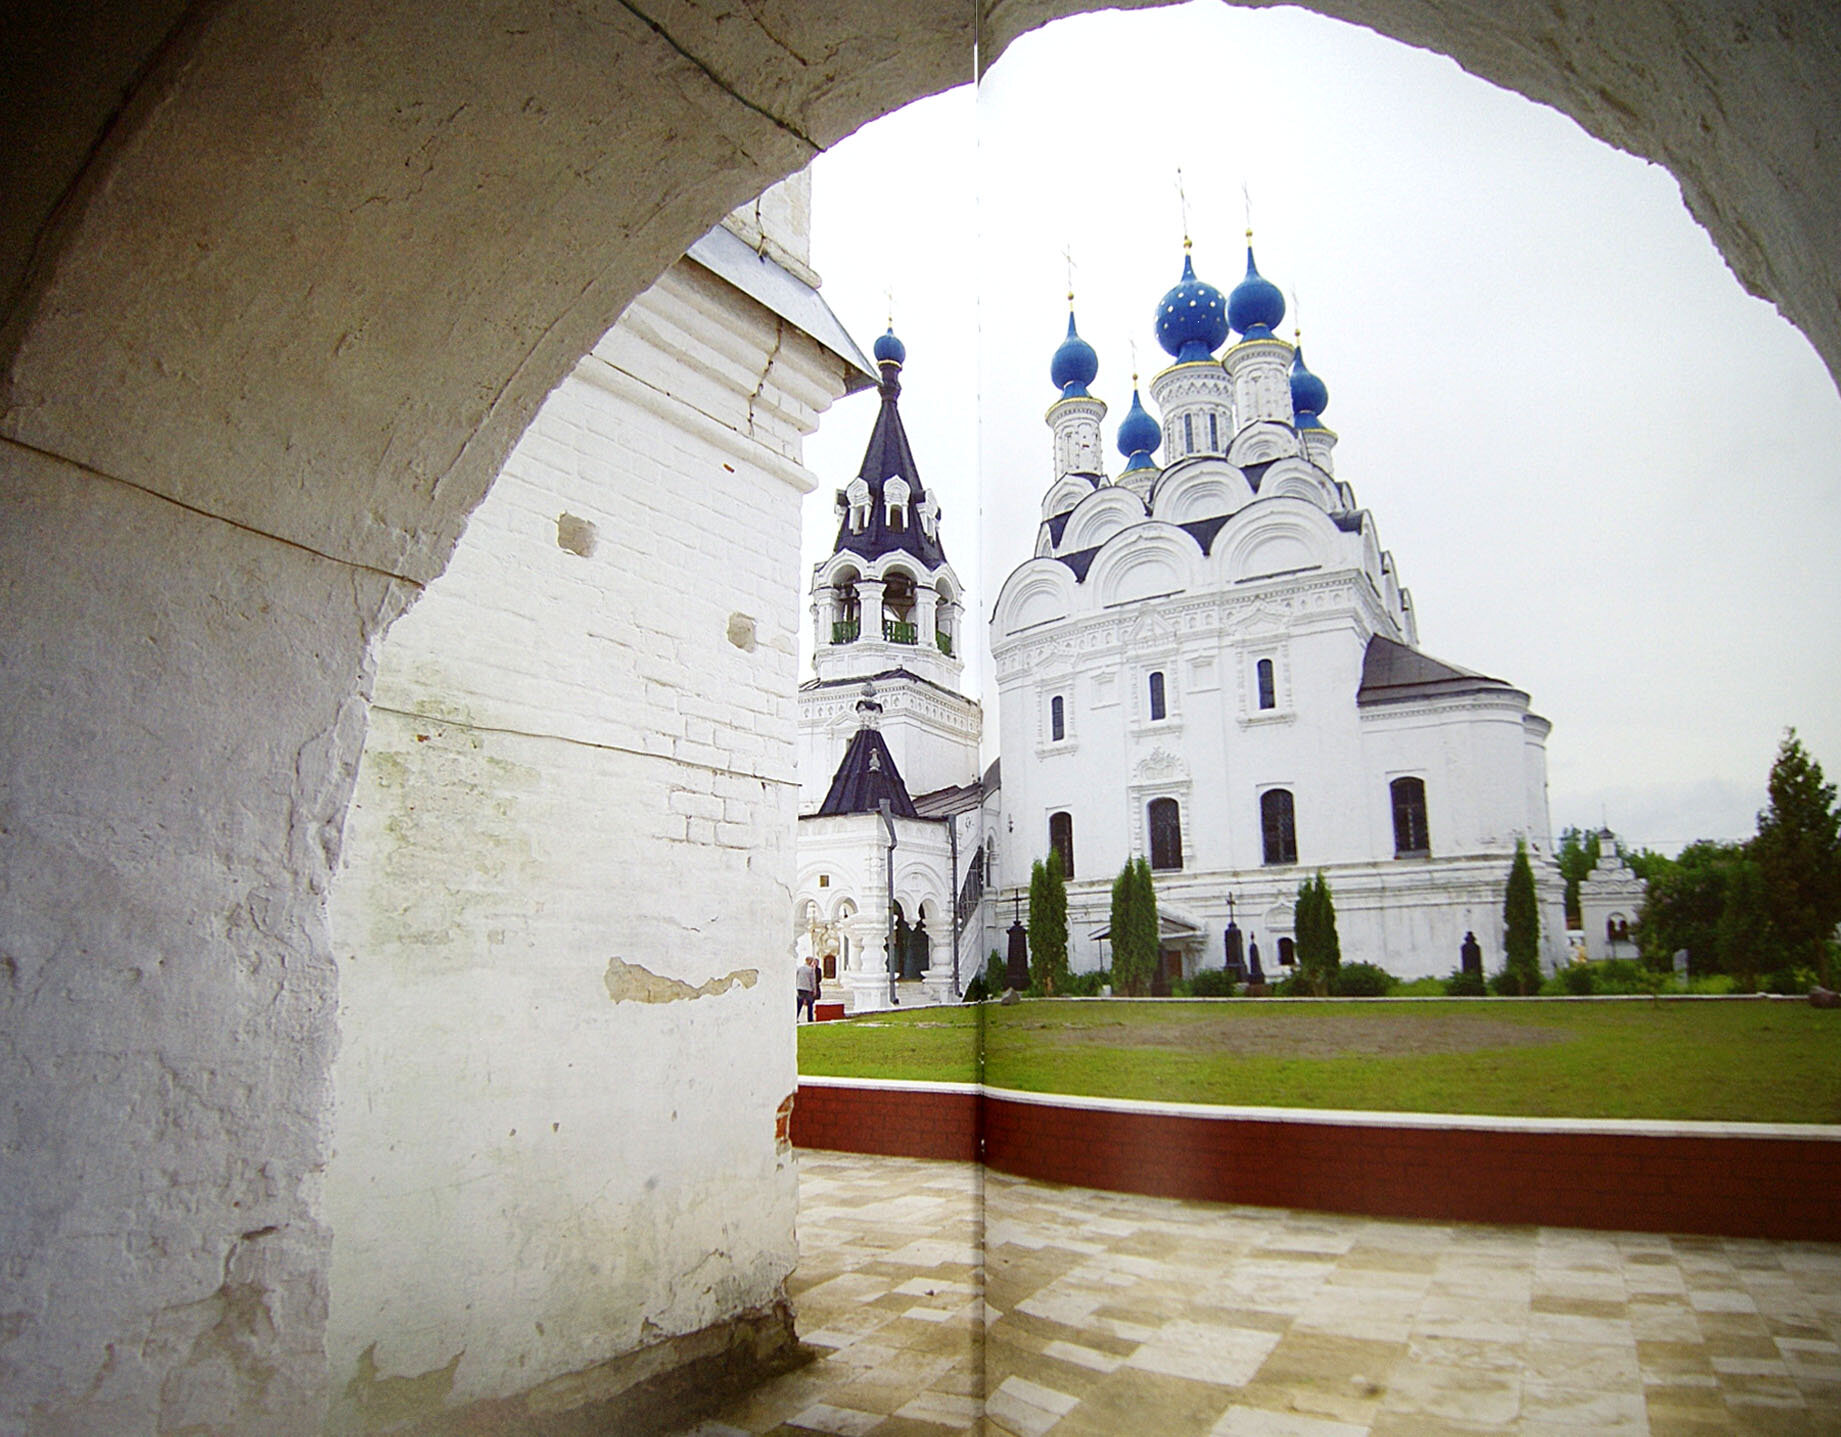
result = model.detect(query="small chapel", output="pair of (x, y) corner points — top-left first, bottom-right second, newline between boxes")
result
(797, 236), (1568, 1007)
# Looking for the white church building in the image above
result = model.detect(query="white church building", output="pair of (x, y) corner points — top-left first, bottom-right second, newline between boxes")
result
(798, 236), (1567, 1003)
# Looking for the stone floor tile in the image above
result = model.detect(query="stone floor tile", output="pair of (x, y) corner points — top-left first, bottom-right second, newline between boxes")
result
(678, 1152), (1841, 1437)
(785, 1402), (886, 1435)
(1519, 1379), (1647, 1430)
(1378, 1363), (1522, 1426)
(1209, 1404), (1371, 1435)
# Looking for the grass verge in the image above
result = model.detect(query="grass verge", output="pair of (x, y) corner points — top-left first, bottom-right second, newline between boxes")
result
(796, 998), (1841, 1124)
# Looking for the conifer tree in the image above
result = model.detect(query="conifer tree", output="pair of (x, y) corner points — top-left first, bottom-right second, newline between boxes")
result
(1110, 855), (1156, 996)
(1294, 872), (1342, 995)
(1502, 838), (1542, 995)
(1750, 729), (1841, 986)
(1028, 850), (1069, 995)
(1132, 856), (1160, 994)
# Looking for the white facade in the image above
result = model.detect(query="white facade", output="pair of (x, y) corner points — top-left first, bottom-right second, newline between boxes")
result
(990, 254), (1566, 983)
(1579, 829), (1648, 960)
(323, 184), (870, 1421)
(794, 339), (990, 1011)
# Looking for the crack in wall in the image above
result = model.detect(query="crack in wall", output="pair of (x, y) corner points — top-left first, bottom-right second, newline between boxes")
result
(613, 1), (820, 154)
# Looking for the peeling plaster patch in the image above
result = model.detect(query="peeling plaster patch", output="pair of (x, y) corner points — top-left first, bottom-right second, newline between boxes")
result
(555, 512), (597, 557)
(337, 1343), (463, 1432)
(602, 957), (758, 1004)
(725, 611), (757, 651)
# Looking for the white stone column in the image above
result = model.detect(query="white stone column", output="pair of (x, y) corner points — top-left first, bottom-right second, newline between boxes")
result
(916, 585), (938, 648)
(856, 578), (886, 644)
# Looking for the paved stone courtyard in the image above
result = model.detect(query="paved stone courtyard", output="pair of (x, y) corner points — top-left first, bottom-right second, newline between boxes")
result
(679, 1150), (1841, 1436)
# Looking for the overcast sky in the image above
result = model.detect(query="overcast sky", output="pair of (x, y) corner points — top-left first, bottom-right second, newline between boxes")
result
(797, 1), (1841, 858)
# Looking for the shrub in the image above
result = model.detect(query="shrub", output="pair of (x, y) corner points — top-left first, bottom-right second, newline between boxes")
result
(1334, 962), (1396, 997)
(1272, 969), (1315, 997)
(1762, 966), (1819, 995)
(1169, 978), (1194, 997)
(1189, 968), (1236, 998)
(1445, 968), (1487, 997)
(962, 975), (988, 1003)
(1559, 963), (1598, 996)
(1687, 972), (1736, 995)
(1061, 969), (1109, 997)
(1392, 976), (1446, 997)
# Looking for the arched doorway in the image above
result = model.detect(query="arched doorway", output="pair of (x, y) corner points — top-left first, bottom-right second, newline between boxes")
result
(3, 4), (1838, 1429)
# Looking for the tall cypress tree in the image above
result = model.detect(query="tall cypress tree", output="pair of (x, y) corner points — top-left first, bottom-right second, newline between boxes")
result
(1750, 729), (1841, 985)
(1029, 850), (1069, 996)
(1503, 838), (1542, 995)
(1111, 855), (1156, 996)
(1133, 856), (1160, 994)
(1294, 872), (1342, 995)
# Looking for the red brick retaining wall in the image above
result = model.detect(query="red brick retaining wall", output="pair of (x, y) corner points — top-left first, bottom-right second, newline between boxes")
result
(793, 1079), (1841, 1240)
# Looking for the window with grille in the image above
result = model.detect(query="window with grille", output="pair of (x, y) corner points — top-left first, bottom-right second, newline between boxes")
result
(1049, 811), (1074, 880)
(1261, 789), (1297, 866)
(1149, 797), (1182, 871)
(1391, 776), (1430, 856)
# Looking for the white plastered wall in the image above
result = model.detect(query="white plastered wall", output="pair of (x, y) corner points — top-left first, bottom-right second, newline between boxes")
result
(322, 249), (850, 1417)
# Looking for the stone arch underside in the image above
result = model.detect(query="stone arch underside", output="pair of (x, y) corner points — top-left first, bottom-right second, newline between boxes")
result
(2, 1), (1837, 1430)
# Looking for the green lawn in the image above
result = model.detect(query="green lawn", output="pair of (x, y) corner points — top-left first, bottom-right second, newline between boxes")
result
(796, 998), (1841, 1125)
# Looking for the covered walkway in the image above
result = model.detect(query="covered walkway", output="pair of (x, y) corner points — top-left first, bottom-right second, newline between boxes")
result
(683, 1151), (1841, 1435)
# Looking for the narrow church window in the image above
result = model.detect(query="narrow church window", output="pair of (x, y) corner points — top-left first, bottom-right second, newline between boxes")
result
(1277, 937), (1296, 967)
(1208, 412), (1219, 451)
(1050, 694), (1065, 741)
(1149, 797), (1182, 870)
(1183, 414), (1195, 454)
(1256, 658), (1276, 710)
(1148, 671), (1166, 721)
(1391, 776), (1430, 856)
(1261, 789), (1297, 865)
(1049, 811), (1075, 880)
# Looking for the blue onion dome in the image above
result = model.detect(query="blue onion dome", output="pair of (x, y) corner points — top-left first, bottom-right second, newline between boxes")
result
(1153, 249), (1229, 363)
(1116, 385), (1161, 467)
(873, 326), (906, 366)
(1050, 309), (1099, 397)
(1289, 343), (1329, 427)
(1228, 246), (1286, 338)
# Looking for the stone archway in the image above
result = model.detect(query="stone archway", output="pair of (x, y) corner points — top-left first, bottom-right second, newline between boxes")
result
(2, 2), (1837, 1429)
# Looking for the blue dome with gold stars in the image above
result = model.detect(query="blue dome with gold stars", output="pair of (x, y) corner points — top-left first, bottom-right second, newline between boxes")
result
(1050, 311), (1099, 397)
(1228, 247), (1285, 338)
(1289, 344), (1329, 427)
(1154, 251), (1229, 364)
(1116, 386), (1160, 467)
(873, 326), (907, 365)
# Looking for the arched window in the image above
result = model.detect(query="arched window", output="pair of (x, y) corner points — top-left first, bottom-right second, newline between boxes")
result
(1149, 797), (1182, 870)
(1049, 811), (1074, 880)
(1277, 936), (1296, 967)
(1183, 413), (1194, 454)
(1256, 658), (1276, 711)
(1050, 694), (1065, 741)
(1208, 411), (1219, 452)
(1260, 789), (1297, 866)
(1391, 777), (1430, 856)
(1148, 670), (1166, 721)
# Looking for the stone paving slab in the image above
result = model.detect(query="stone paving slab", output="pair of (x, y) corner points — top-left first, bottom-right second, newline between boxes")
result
(681, 1152), (1841, 1435)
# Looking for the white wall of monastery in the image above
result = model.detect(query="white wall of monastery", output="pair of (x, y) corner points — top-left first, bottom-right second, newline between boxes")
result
(322, 252), (849, 1423)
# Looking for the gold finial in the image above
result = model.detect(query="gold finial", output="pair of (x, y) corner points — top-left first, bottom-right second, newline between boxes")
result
(1063, 243), (1076, 307)
(1130, 338), (1139, 383)
(1290, 289), (1302, 343)
(1242, 181), (1253, 242)
(1176, 168), (1192, 250)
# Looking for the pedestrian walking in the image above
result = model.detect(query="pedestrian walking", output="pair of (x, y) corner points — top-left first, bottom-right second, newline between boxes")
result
(795, 956), (817, 1022)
